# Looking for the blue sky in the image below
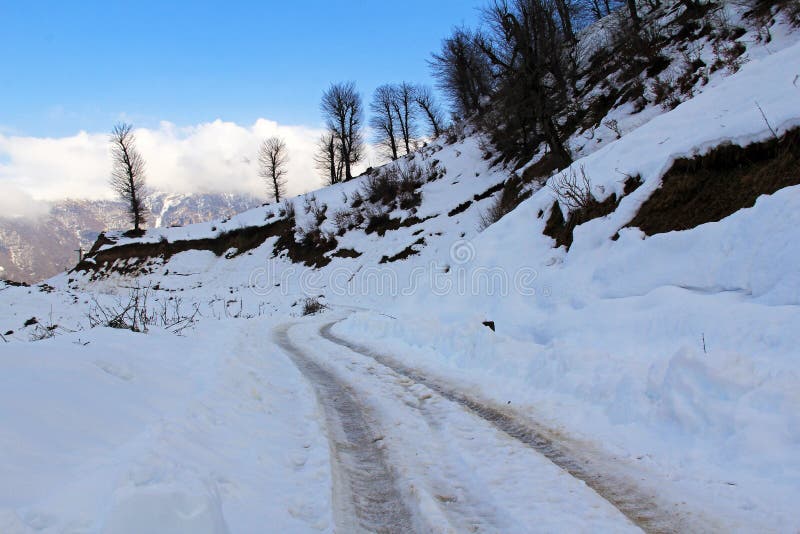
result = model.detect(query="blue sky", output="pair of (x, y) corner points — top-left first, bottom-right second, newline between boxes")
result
(0, 0), (484, 137)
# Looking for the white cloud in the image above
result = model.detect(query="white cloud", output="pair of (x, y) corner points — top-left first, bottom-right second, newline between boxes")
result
(0, 186), (52, 219)
(0, 119), (379, 206)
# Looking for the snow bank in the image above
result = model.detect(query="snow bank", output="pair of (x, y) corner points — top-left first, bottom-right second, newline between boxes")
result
(0, 322), (333, 533)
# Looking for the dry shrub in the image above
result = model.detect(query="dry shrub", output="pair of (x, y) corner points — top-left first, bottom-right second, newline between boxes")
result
(302, 297), (327, 316)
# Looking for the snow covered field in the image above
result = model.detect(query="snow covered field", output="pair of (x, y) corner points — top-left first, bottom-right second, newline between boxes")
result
(0, 6), (799, 533)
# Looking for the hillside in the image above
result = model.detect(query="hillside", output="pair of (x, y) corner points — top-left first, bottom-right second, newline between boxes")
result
(0, 2), (798, 532)
(0, 192), (260, 283)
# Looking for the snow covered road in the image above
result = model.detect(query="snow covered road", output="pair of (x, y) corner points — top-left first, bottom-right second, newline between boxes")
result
(275, 324), (415, 533)
(278, 317), (674, 533)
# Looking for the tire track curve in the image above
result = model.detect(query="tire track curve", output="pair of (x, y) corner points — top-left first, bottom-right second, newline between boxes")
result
(275, 324), (415, 533)
(320, 321), (721, 534)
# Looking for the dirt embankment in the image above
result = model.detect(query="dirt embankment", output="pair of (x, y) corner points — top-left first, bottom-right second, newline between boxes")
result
(628, 127), (800, 235)
(74, 218), (293, 276)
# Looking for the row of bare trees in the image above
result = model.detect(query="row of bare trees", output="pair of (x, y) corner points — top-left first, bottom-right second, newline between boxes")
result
(315, 81), (446, 185)
(315, 81), (364, 185)
(428, 0), (651, 166)
(108, 88), (445, 229)
(370, 83), (445, 161)
(429, 0), (577, 166)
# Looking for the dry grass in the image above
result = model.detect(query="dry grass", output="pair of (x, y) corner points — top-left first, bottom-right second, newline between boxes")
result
(627, 127), (800, 235)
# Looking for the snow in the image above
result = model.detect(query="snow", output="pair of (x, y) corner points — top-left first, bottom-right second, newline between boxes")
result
(0, 323), (332, 533)
(0, 6), (799, 533)
(283, 317), (642, 532)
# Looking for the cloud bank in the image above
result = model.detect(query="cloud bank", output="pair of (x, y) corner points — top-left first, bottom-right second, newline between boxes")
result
(0, 119), (379, 217)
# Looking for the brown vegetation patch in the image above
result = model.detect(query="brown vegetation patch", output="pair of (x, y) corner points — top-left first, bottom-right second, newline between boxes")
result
(521, 152), (566, 182)
(448, 200), (473, 217)
(379, 238), (426, 263)
(544, 195), (619, 249)
(1, 279), (29, 288)
(473, 181), (506, 202)
(479, 175), (532, 230)
(272, 219), (337, 268)
(365, 214), (436, 237)
(331, 248), (362, 259)
(627, 128), (800, 235)
(544, 174), (642, 248)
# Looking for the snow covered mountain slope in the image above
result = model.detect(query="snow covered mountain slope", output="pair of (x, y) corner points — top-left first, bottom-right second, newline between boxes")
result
(0, 6), (798, 533)
(0, 192), (260, 284)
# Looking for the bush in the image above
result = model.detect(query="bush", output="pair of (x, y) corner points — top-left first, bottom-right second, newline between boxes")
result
(350, 190), (364, 208)
(360, 162), (425, 210)
(652, 77), (681, 110)
(549, 165), (594, 212)
(301, 297), (326, 316)
(303, 195), (327, 226)
(87, 286), (199, 334)
(710, 40), (746, 74)
(279, 199), (296, 219)
(364, 208), (392, 235)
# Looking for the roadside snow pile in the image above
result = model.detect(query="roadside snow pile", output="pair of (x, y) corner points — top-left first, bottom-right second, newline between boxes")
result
(0, 322), (332, 533)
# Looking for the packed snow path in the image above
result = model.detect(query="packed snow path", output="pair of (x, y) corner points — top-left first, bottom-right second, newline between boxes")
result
(276, 318), (696, 533)
(275, 324), (415, 533)
(319, 320), (724, 533)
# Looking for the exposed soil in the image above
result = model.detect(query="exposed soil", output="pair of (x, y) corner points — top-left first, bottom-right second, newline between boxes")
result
(379, 238), (426, 264)
(474, 181), (506, 202)
(272, 220), (337, 268)
(448, 200), (473, 217)
(75, 218), (293, 275)
(521, 152), (567, 182)
(544, 175), (642, 249)
(627, 128), (800, 235)
(365, 214), (436, 237)
(331, 248), (362, 259)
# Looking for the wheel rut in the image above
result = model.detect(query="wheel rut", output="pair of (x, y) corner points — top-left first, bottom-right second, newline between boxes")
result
(320, 321), (719, 534)
(274, 325), (415, 533)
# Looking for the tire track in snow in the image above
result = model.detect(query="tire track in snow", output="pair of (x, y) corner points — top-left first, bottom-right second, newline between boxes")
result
(274, 324), (415, 533)
(320, 321), (719, 534)
(402, 387), (518, 532)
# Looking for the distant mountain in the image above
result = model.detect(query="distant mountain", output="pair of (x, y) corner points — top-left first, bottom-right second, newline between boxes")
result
(0, 192), (261, 283)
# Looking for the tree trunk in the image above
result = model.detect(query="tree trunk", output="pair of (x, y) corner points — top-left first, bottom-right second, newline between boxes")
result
(544, 116), (572, 167)
(627, 0), (640, 30)
(554, 0), (576, 42)
(423, 107), (441, 137)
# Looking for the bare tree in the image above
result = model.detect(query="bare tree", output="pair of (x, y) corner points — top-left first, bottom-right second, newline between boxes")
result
(429, 26), (494, 118)
(574, 0), (617, 21)
(321, 82), (364, 181)
(478, 0), (573, 165)
(554, 0), (577, 42)
(258, 136), (289, 202)
(392, 82), (417, 154)
(413, 85), (446, 137)
(110, 123), (147, 232)
(314, 132), (344, 185)
(370, 85), (400, 160)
